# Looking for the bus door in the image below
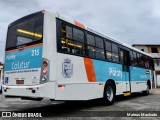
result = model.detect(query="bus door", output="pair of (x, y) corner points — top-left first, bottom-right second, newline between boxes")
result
(120, 49), (131, 93)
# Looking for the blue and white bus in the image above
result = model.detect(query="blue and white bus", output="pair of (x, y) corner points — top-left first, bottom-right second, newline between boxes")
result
(3, 10), (154, 105)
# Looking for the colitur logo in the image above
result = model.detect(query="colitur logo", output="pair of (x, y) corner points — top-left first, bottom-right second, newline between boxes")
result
(12, 61), (30, 70)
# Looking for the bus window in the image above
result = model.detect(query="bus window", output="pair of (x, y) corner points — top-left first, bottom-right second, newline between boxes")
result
(6, 14), (43, 50)
(133, 51), (137, 66)
(95, 37), (105, 60)
(137, 53), (140, 67)
(149, 58), (154, 70)
(88, 46), (95, 58)
(143, 55), (149, 68)
(112, 53), (119, 62)
(105, 41), (111, 51)
(112, 43), (118, 53)
(106, 51), (112, 61)
(87, 34), (95, 46)
(105, 41), (112, 61)
(95, 37), (104, 49)
(130, 51), (134, 66)
(60, 24), (84, 56)
(74, 41), (84, 55)
(145, 56), (150, 69)
(87, 34), (95, 58)
(95, 48), (105, 60)
(34, 15), (43, 40)
(73, 28), (84, 42)
(139, 54), (144, 67)
(112, 43), (119, 63)
(66, 26), (73, 39)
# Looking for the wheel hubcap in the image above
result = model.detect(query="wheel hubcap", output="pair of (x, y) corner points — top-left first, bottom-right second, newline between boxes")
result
(106, 86), (113, 101)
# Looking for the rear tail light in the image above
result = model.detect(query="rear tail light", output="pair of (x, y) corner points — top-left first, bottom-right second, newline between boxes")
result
(42, 68), (47, 74)
(43, 61), (48, 67)
(40, 58), (50, 84)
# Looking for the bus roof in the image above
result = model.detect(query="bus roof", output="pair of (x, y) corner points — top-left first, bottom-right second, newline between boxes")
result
(35, 10), (154, 57)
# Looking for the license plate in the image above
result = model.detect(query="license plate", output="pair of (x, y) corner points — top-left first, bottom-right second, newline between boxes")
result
(16, 80), (24, 84)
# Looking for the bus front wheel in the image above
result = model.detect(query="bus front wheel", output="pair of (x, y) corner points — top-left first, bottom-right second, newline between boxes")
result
(102, 81), (116, 105)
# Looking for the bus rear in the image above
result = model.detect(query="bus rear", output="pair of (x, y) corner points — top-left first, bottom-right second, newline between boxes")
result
(3, 11), (54, 99)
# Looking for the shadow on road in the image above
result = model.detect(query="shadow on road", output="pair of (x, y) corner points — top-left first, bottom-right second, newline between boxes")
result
(17, 92), (149, 117)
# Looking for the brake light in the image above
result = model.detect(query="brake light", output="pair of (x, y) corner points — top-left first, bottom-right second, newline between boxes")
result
(42, 68), (47, 74)
(43, 61), (48, 67)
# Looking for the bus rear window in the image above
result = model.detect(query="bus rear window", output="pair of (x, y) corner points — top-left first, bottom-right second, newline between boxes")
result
(6, 14), (43, 50)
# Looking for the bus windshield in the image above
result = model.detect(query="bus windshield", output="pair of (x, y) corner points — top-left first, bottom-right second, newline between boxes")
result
(6, 14), (43, 50)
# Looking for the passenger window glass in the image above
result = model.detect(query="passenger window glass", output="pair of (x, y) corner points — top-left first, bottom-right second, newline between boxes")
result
(74, 41), (84, 55)
(105, 41), (111, 51)
(112, 53), (119, 62)
(60, 23), (85, 56)
(112, 43), (118, 53)
(106, 51), (112, 61)
(95, 37), (104, 49)
(87, 46), (95, 58)
(130, 51), (133, 58)
(139, 54), (144, 67)
(73, 28), (84, 42)
(34, 15), (43, 41)
(87, 34), (95, 46)
(17, 36), (33, 46)
(66, 26), (73, 39)
(95, 48), (105, 60)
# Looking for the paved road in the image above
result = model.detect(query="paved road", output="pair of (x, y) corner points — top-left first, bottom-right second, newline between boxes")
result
(0, 89), (160, 119)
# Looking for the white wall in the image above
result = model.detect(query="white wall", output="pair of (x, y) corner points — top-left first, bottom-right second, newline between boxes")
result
(157, 75), (160, 86)
(133, 46), (148, 52)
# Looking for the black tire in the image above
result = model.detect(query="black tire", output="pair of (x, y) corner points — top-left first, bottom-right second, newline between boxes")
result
(102, 81), (116, 105)
(142, 84), (149, 96)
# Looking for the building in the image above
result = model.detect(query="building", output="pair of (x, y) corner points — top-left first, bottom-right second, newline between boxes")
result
(132, 44), (160, 87)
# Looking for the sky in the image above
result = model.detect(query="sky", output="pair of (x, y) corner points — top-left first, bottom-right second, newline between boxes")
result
(0, 0), (160, 62)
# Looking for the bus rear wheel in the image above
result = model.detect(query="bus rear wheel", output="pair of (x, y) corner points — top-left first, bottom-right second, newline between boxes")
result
(102, 81), (115, 105)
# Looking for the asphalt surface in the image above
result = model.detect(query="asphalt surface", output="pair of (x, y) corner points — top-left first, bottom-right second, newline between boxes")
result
(0, 89), (160, 119)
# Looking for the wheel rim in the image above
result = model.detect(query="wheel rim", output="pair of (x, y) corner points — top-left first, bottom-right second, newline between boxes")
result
(106, 86), (113, 101)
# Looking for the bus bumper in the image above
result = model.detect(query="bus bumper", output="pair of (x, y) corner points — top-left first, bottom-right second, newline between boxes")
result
(2, 82), (56, 99)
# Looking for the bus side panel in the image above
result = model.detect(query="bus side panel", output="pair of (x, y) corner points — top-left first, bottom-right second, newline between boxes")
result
(93, 60), (126, 95)
(56, 54), (127, 100)
(55, 53), (104, 100)
(130, 66), (150, 92)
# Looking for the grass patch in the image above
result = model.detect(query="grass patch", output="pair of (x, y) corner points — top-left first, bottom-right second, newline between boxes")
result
(156, 86), (160, 89)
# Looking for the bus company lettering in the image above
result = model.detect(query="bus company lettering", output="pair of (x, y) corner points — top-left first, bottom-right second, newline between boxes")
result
(6, 54), (16, 60)
(140, 75), (147, 78)
(12, 61), (30, 70)
(109, 67), (122, 78)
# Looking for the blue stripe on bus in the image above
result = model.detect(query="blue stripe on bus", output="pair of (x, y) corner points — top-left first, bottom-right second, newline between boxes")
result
(130, 66), (150, 81)
(92, 60), (150, 82)
(4, 45), (42, 71)
(93, 60), (125, 82)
